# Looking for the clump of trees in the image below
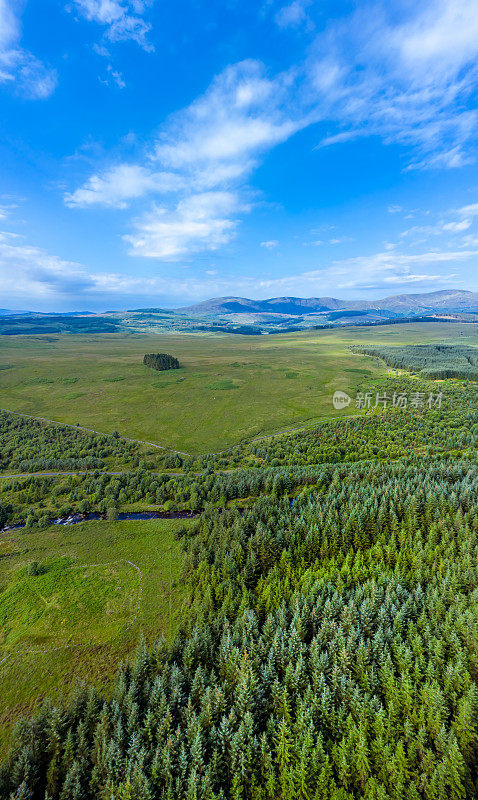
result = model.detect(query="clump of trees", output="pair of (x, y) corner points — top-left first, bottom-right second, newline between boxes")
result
(143, 353), (180, 371)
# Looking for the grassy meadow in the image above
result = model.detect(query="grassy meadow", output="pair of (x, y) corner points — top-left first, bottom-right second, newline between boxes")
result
(0, 517), (188, 753)
(1, 322), (475, 453)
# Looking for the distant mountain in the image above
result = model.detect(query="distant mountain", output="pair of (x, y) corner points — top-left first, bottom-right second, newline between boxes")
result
(179, 296), (343, 315)
(0, 309), (98, 317)
(178, 290), (478, 317)
(126, 308), (174, 314)
(345, 290), (478, 313)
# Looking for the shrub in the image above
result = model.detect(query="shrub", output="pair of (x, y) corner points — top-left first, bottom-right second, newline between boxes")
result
(27, 561), (46, 576)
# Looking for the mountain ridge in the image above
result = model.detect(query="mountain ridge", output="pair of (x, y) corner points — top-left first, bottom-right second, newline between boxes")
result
(177, 290), (478, 317)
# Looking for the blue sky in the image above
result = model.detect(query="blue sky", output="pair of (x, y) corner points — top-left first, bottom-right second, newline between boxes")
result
(1, 0), (478, 311)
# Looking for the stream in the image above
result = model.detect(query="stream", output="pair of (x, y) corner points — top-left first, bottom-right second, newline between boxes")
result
(1, 509), (202, 532)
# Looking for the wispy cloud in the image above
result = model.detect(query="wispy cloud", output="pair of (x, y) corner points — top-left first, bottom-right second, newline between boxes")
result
(399, 204), (478, 242)
(65, 164), (183, 208)
(149, 60), (300, 179)
(459, 202), (478, 217)
(0, 232), (95, 300)
(125, 191), (244, 259)
(275, 0), (312, 30)
(312, 0), (478, 169)
(442, 219), (471, 232)
(329, 236), (353, 245)
(70, 0), (154, 50)
(0, 229), (187, 304)
(401, 219), (473, 239)
(260, 240), (279, 249)
(99, 64), (126, 88)
(0, 0), (57, 98)
(319, 247), (471, 290)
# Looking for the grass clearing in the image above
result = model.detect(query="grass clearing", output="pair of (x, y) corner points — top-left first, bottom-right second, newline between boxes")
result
(0, 558), (139, 653)
(0, 517), (188, 754)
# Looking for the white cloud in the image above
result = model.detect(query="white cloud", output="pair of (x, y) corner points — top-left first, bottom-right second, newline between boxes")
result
(68, 60), (301, 212)
(0, 230), (204, 303)
(459, 202), (478, 217)
(460, 235), (478, 248)
(261, 240), (279, 249)
(400, 224), (437, 239)
(0, 232), (95, 299)
(151, 61), (299, 174)
(65, 164), (183, 208)
(125, 191), (243, 259)
(67, 61), (301, 256)
(320, 247), (473, 290)
(71, 0), (154, 50)
(407, 147), (474, 171)
(101, 64), (126, 88)
(329, 236), (352, 245)
(0, 0), (16, 49)
(442, 219), (471, 232)
(0, 0), (57, 98)
(304, 234), (352, 246)
(401, 218), (474, 238)
(390, 0), (478, 76)
(275, 0), (312, 30)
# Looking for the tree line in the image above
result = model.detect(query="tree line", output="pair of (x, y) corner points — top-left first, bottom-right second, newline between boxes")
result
(353, 344), (478, 381)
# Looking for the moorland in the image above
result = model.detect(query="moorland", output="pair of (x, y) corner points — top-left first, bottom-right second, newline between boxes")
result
(0, 321), (476, 453)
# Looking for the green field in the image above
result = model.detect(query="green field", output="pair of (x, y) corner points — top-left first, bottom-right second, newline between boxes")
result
(0, 558), (138, 652)
(0, 517), (187, 753)
(1, 322), (475, 453)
